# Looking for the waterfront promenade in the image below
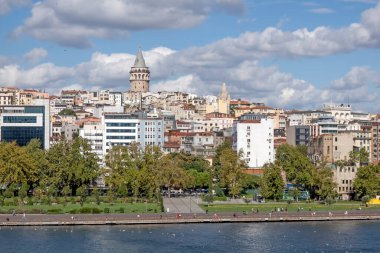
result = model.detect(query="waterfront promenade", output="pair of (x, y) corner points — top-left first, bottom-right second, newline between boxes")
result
(1, 210), (379, 226)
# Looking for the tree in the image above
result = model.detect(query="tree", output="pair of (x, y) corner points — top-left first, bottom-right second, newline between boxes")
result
(241, 174), (261, 192)
(353, 165), (380, 198)
(261, 163), (284, 200)
(160, 155), (191, 198)
(311, 165), (337, 200)
(349, 147), (369, 167)
(140, 145), (164, 199)
(275, 144), (314, 190)
(0, 142), (39, 187)
(218, 148), (246, 198)
(25, 139), (48, 190)
(45, 137), (99, 196)
(58, 109), (76, 116)
(18, 183), (29, 204)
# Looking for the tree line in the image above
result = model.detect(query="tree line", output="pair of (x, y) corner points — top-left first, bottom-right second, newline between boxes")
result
(0, 138), (257, 201)
(1, 138), (377, 202)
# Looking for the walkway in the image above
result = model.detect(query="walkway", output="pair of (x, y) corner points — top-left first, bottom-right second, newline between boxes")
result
(163, 197), (205, 214)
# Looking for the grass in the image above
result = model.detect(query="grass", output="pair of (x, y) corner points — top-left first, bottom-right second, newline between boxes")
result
(201, 201), (380, 213)
(0, 197), (161, 214)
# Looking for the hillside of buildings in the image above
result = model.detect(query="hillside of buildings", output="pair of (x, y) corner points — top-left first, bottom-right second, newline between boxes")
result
(0, 50), (379, 202)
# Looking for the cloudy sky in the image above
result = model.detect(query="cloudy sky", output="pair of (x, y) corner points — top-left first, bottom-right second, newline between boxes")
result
(1, 0), (380, 112)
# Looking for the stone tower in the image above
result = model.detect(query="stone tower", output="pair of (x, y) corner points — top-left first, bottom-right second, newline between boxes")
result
(130, 49), (150, 92)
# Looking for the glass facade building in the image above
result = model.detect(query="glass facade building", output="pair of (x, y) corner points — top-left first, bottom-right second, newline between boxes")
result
(0, 104), (49, 149)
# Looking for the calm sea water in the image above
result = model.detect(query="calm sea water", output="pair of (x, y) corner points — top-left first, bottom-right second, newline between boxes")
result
(0, 221), (379, 253)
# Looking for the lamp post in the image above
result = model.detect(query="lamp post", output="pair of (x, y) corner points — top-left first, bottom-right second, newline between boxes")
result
(190, 197), (192, 213)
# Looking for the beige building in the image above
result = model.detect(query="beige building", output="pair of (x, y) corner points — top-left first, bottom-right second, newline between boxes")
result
(333, 165), (357, 200)
(308, 132), (355, 163)
(371, 122), (380, 163)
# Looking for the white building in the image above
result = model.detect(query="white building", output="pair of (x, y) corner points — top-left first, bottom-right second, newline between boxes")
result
(102, 113), (140, 154)
(138, 118), (164, 148)
(109, 92), (123, 106)
(79, 121), (104, 163)
(233, 118), (274, 168)
(102, 113), (164, 155)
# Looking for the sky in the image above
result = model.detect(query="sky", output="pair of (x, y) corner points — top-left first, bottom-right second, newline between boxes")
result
(1, 0), (380, 112)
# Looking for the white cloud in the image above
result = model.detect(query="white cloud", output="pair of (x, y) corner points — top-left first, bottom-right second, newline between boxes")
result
(151, 75), (201, 93)
(23, 48), (48, 63)
(14, 0), (245, 48)
(331, 66), (380, 90)
(0, 63), (74, 93)
(309, 8), (335, 14)
(0, 0), (30, 15)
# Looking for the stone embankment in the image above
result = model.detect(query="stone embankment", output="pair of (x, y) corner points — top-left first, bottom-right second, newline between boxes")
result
(1, 210), (379, 226)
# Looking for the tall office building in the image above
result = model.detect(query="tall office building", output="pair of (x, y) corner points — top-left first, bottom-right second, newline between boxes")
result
(0, 102), (50, 149)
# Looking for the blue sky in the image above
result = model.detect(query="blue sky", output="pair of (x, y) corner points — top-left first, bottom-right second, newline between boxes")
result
(1, 0), (380, 112)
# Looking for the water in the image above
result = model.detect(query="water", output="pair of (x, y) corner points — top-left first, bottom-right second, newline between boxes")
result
(0, 221), (379, 252)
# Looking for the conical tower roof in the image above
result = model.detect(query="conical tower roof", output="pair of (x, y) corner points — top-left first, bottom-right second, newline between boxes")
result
(133, 48), (146, 68)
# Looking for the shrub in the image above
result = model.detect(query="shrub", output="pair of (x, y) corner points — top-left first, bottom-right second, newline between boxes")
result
(118, 207), (125, 213)
(103, 207), (110, 213)
(27, 197), (34, 206)
(47, 208), (63, 214)
(91, 208), (102, 214)
(79, 207), (92, 213)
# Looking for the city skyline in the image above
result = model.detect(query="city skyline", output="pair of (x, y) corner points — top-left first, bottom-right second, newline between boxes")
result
(1, 0), (380, 112)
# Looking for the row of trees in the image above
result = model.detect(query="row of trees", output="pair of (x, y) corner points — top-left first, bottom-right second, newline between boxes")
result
(0, 138), (99, 199)
(2, 137), (377, 202)
(0, 138), (257, 201)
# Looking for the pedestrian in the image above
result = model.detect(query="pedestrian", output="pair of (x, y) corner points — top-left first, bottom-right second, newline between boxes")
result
(12, 209), (16, 216)
(22, 213), (26, 219)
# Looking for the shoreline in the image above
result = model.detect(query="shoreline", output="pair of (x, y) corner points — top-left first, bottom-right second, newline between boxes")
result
(1, 211), (379, 226)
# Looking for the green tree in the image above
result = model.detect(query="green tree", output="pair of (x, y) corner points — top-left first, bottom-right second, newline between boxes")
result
(353, 165), (380, 198)
(18, 182), (29, 204)
(349, 147), (369, 167)
(275, 144), (314, 191)
(58, 109), (76, 116)
(261, 163), (284, 200)
(160, 155), (191, 198)
(0, 142), (39, 187)
(46, 137), (99, 196)
(218, 148), (246, 198)
(311, 165), (338, 200)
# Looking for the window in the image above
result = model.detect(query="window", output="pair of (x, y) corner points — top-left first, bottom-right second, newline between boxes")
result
(3, 116), (37, 123)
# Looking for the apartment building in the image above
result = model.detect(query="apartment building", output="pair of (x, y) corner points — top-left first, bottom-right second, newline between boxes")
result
(232, 118), (274, 169)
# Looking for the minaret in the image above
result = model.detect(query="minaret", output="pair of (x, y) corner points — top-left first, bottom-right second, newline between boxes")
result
(130, 49), (150, 93)
(217, 82), (230, 114)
